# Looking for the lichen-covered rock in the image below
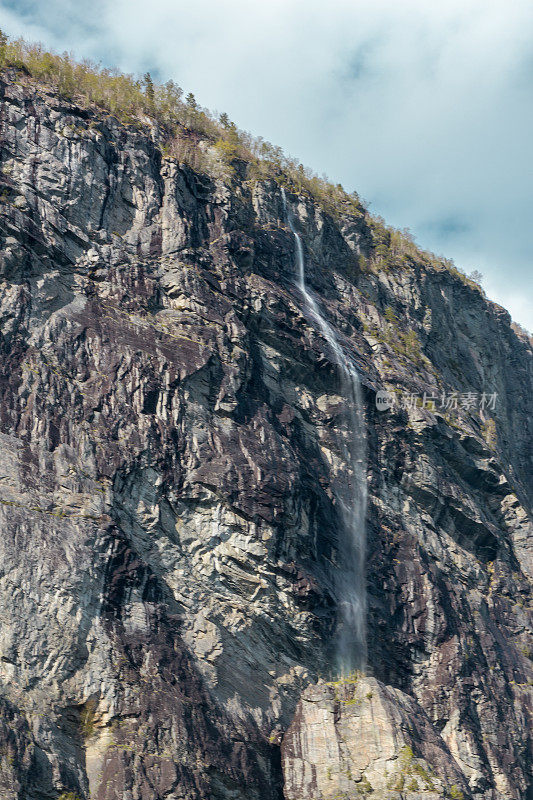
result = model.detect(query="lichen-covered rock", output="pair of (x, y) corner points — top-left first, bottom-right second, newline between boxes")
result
(282, 676), (471, 800)
(0, 71), (531, 800)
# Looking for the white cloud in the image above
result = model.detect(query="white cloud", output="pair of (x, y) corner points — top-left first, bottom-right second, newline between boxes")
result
(1, 0), (532, 329)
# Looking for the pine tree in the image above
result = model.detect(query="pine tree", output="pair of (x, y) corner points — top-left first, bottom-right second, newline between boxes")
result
(185, 92), (197, 110)
(143, 72), (155, 105)
(0, 29), (7, 65)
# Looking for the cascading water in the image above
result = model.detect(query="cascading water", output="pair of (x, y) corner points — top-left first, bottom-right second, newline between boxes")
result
(281, 187), (367, 674)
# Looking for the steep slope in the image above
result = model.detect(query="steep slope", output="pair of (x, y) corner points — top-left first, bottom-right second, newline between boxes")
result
(0, 72), (531, 800)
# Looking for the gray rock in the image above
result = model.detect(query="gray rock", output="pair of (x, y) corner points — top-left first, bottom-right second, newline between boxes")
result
(0, 72), (531, 800)
(282, 676), (471, 799)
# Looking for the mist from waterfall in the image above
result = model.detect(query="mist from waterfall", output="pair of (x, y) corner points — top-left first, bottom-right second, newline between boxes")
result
(281, 187), (367, 674)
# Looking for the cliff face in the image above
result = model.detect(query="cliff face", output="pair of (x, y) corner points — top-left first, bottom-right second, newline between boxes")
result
(0, 73), (531, 800)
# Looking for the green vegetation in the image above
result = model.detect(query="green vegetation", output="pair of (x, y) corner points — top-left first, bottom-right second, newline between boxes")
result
(519, 644), (532, 660)
(368, 209), (486, 291)
(143, 71), (155, 106)
(0, 29), (486, 289)
(389, 745), (436, 792)
(384, 306), (398, 324)
(58, 793), (82, 800)
(357, 775), (373, 795)
(328, 787), (372, 800)
(79, 698), (97, 739)
(388, 773), (405, 791)
(326, 670), (362, 697)
(0, 30), (365, 212)
(481, 418), (497, 449)
(448, 785), (465, 800)
(375, 307), (424, 364)
(326, 669), (362, 687)
(325, 670), (366, 704)
(370, 220), (421, 272)
(399, 744), (415, 767)
(390, 328), (422, 362)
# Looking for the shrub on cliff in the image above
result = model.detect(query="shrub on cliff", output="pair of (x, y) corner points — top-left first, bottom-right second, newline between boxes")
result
(0, 29), (485, 288)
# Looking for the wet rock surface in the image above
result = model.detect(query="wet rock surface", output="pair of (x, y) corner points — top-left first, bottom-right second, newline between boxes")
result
(0, 74), (531, 799)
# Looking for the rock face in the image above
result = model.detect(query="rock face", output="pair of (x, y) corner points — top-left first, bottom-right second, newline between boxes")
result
(0, 72), (531, 800)
(282, 676), (471, 800)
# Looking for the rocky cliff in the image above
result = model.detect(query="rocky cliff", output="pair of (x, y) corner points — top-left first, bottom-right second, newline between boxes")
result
(0, 71), (531, 800)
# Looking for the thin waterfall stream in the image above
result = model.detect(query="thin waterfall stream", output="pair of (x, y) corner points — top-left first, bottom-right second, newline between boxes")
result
(281, 188), (367, 674)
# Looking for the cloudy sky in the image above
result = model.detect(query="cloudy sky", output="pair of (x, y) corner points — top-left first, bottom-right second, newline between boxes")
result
(1, 0), (532, 329)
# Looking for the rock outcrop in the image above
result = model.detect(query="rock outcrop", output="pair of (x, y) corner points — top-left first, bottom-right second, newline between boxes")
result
(282, 675), (471, 800)
(0, 71), (531, 800)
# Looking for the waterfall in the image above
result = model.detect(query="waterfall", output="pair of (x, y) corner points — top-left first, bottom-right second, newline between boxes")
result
(281, 187), (367, 674)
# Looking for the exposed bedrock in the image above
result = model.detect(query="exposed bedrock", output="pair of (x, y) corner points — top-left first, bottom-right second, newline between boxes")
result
(0, 74), (531, 799)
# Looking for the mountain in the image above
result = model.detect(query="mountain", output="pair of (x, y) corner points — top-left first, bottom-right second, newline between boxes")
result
(0, 60), (531, 800)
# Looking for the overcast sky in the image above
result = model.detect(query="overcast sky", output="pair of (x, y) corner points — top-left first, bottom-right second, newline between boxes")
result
(1, 0), (531, 329)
